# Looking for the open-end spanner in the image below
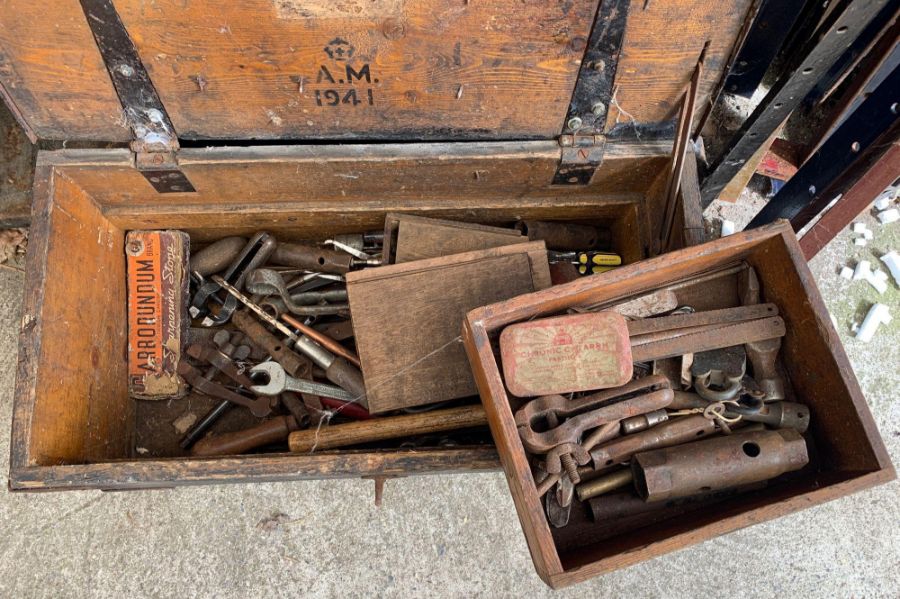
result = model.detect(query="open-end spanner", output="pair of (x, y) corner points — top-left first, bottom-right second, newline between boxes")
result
(249, 361), (356, 402)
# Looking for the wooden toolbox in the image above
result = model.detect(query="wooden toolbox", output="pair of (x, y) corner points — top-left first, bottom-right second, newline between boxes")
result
(1, 0), (739, 491)
(463, 223), (895, 587)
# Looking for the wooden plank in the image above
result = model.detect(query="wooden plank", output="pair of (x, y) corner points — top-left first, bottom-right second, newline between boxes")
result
(0, 2), (128, 141)
(109, 0), (599, 140)
(386, 213), (524, 263)
(17, 171), (131, 466)
(347, 242), (550, 413)
(54, 141), (669, 208)
(718, 125), (783, 202)
(605, 0), (755, 131)
(9, 447), (502, 491)
(678, 148), (706, 248)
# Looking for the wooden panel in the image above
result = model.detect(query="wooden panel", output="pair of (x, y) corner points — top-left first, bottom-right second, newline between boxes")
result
(9, 446), (501, 491)
(386, 213), (524, 263)
(112, 0), (598, 140)
(0, 2), (127, 141)
(19, 171), (130, 466)
(347, 242), (551, 413)
(606, 0), (755, 131)
(51, 141), (670, 208)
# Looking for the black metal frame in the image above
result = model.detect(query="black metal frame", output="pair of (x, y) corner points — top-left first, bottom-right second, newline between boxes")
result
(699, 0), (890, 208)
(746, 64), (899, 229)
(79, 0), (194, 193)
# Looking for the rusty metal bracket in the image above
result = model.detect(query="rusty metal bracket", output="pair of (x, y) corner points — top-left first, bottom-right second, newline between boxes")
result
(552, 0), (629, 185)
(553, 134), (607, 185)
(79, 0), (195, 193)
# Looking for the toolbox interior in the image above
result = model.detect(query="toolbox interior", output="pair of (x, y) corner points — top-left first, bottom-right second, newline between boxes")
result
(13, 141), (663, 483)
(465, 227), (893, 584)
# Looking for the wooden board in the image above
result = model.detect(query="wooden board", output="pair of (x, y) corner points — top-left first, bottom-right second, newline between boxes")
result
(0, 0), (597, 141)
(0, 2), (127, 141)
(347, 242), (551, 413)
(384, 213), (524, 263)
(606, 0), (755, 132)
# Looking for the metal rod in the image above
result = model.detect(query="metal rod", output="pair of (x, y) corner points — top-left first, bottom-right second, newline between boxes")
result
(281, 313), (361, 367)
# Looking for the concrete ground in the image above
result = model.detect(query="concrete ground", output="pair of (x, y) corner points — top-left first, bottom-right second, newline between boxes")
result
(0, 208), (897, 598)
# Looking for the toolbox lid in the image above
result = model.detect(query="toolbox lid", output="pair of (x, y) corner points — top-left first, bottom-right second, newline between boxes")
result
(0, 0), (753, 144)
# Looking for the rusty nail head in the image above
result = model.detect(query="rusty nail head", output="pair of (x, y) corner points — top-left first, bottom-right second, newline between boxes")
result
(592, 101), (607, 117)
(567, 116), (583, 131)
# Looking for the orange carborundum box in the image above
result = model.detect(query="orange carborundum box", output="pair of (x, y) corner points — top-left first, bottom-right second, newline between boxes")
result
(499, 311), (632, 397)
(126, 230), (190, 400)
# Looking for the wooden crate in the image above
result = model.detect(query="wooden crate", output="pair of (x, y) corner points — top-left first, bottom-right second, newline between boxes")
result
(463, 222), (895, 588)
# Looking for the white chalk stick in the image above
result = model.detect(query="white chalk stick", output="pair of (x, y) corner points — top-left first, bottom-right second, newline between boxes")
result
(840, 266), (854, 280)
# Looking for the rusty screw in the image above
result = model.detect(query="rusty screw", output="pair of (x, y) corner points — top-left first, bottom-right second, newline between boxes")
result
(560, 454), (580, 484)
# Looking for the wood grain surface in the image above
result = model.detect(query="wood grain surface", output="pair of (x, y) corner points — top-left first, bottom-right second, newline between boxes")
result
(114, 0), (599, 140)
(606, 0), (755, 132)
(0, 0), (752, 142)
(348, 242), (550, 413)
(387, 213), (524, 263)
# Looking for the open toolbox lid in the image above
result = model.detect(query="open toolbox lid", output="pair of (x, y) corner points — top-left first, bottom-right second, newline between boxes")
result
(0, 0), (753, 145)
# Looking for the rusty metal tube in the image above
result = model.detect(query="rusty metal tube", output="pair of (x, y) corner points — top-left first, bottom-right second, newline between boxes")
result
(516, 220), (610, 250)
(271, 242), (353, 274)
(589, 414), (718, 470)
(632, 429), (809, 502)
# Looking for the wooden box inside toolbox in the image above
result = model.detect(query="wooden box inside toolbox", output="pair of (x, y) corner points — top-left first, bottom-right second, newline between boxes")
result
(10, 140), (665, 491)
(463, 223), (895, 588)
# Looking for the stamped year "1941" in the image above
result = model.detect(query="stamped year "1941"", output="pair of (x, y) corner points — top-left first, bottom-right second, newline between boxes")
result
(314, 62), (377, 108)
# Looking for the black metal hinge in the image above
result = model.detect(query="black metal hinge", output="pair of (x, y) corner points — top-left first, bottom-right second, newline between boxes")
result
(553, 0), (630, 185)
(79, 0), (195, 193)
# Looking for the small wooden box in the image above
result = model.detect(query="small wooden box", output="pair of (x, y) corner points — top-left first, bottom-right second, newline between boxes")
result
(463, 223), (895, 588)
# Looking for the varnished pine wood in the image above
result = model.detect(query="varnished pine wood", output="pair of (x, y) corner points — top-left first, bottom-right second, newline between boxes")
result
(606, 0), (756, 131)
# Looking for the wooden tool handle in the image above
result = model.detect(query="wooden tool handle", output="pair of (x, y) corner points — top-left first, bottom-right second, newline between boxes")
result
(191, 415), (298, 456)
(288, 405), (487, 452)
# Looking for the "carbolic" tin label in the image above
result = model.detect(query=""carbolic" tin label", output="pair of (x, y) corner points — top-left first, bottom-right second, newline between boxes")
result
(499, 311), (632, 397)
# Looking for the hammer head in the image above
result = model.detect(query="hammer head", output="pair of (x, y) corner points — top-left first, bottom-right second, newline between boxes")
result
(249, 361), (287, 395)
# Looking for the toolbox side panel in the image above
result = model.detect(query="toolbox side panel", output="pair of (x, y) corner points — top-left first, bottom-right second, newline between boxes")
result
(19, 172), (130, 467)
